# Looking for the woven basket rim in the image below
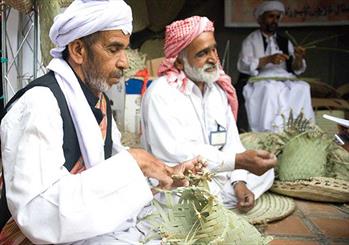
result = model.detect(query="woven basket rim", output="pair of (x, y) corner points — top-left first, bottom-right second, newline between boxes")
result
(271, 177), (349, 202)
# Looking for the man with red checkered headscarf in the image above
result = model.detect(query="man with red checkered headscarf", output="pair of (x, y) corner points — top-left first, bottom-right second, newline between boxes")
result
(141, 16), (276, 212)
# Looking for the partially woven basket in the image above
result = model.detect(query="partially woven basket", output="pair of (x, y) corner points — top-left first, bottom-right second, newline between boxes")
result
(4, 0), (33, 14)
(271, 177), (349, 203)
(145, 186), (273, 244)
(231, 192), (296, 225)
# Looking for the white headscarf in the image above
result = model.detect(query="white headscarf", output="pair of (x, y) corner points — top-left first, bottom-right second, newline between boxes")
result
(47, 0), (132, 168)
(254, 1), (285, 19)
(50, 0), (132, 58)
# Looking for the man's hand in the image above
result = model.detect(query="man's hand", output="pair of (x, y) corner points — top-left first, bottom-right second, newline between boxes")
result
(294, 46), (306, 60)
(258, 52), (289, 68)
(269, 53), (289, 65)
(167, 156), (206, 188)
(128, 149), (205, 190)
(128, 148), (173, 188)
(234, 181), (255, 213)
(235, 150), (277, 176)
(292, 46), (306, 70)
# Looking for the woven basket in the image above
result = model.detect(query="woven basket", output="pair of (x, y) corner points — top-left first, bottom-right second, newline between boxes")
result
(145, 186), (272, 244)
(125, 0), (149, 32)
(231, 192), (296, 225)
(239, 132), (273, 150)
(4, 0), (33, 14)
(271, 177), (349, 202)
(307, 80), (340, 98)
(329, 144), (349, 181)
(146, 0), (185, 32)
(337, 83), (349, 102)
(278, 134), (329, 181)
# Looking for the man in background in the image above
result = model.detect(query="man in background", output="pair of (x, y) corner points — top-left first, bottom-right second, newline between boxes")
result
(236, 0), (314, 132)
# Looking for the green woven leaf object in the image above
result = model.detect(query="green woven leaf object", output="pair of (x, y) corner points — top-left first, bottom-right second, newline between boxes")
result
(328, 144), (349, 181)
(278, 134), (329, 181)
(240, 132), (273, 151)
(240, 111), (349, 202)
(145, 186), (272, 244)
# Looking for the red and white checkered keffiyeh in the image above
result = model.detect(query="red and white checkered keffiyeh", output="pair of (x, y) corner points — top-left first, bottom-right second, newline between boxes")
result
(158, 16), (238, 120)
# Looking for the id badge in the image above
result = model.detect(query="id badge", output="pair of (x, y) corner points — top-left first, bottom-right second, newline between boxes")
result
(210, 130), (227, 146)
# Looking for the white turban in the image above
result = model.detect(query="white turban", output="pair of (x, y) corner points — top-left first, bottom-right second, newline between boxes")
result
(254, 1), (285, 19)
(49, 0), (132, 58)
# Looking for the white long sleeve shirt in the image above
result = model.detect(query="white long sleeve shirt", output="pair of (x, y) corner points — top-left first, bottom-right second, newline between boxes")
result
(1, 87), (153, 244)
(141, 77), (248, 192)
(237, 29), (306, 77)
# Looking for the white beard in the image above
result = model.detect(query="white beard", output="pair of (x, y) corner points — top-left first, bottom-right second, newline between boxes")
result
(183, 57), (220, 85)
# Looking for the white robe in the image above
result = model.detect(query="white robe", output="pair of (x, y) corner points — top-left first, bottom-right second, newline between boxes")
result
(237, 29), (315, 132)
(1, 87), (152, 244)
(141, 76), (274, 209)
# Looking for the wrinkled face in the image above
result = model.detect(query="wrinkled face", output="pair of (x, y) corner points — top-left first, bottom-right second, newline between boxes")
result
(81, 30), (129, 94)
(182, 31), (220, 84)
(259, 10), (282, 34)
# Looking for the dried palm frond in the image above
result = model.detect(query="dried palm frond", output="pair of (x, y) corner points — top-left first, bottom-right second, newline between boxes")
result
(143, 170), (272, 244)
(284, 31), (349, 54)
(248, 76), (318, 84)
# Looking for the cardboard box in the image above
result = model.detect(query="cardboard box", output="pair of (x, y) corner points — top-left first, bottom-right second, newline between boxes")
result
(107, 78), (152, 134)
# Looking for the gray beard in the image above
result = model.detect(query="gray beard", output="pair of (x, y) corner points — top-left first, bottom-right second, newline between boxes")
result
(183, 57), (220, 85)
(82, 63), (111, 93)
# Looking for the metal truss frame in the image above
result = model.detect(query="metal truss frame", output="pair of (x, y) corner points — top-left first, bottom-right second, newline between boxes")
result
(1, 2), (45, 104)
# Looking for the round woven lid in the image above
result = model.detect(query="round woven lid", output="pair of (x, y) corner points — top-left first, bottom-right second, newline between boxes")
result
(231, 192), (296, 225)
(271, 177), (349, 203)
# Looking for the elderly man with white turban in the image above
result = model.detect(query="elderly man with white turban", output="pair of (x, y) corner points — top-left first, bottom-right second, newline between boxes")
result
(236, 0), (315, 132)
(0, 0), (202, 244)
(141, 16), (277, 215)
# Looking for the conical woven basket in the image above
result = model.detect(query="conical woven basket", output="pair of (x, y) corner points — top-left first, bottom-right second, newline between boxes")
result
(271, 177), (349, 202)
(231, 192), (296, 225)
(4, 0), (33, 14)
(278, 134), (329, 181)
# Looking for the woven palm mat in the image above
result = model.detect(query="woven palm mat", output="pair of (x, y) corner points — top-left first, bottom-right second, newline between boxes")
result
(231, 192), (295, 225)
(271, 177), (349, 203)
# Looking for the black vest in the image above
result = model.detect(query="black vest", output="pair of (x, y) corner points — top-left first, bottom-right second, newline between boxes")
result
(0, 71), (113, 231)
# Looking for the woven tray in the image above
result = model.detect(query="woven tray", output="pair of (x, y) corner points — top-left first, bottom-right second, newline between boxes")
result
(271, 177), (349, 203)
(231, 192), (296, 225)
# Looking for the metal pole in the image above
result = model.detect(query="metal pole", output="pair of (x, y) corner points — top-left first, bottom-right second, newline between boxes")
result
(33, 0), (38, 79)
(1, 5), (8, 104)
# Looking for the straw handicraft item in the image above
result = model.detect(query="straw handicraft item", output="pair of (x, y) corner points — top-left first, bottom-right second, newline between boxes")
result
(231, 192), (296, 225)
(240, 111), (349, 203)
(143, 169), (273, 244)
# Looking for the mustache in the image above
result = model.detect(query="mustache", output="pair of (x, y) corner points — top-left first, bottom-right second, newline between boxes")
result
(111, 70), (124, 79)
(203, 63), (217, 71)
